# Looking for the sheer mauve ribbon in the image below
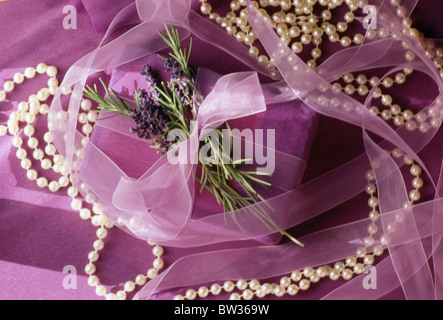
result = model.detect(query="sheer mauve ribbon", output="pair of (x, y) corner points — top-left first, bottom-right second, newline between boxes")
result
(47, 0), (443, 299)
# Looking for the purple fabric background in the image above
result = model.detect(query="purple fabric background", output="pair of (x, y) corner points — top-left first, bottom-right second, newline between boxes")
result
(0, 0), (442, 300)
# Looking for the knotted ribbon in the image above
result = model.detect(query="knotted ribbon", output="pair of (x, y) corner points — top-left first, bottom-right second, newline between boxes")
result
(111, 71), (270, 242)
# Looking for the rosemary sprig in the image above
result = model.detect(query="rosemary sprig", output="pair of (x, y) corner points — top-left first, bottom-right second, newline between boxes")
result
(83, 78), (133, 120)
(157, 24), (195, 90)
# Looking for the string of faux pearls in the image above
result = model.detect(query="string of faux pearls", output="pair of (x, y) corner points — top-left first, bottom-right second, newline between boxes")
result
(0, 64), (165, 300)
(173, 148), (424, 300)
(199, 0), (367, 72)
(199, 0), (443, 82)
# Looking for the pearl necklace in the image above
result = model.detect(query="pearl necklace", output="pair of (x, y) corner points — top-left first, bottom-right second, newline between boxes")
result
(173, 147), (423, 300)
(199, 0), (443, 83)
(0, 64), (165, 300)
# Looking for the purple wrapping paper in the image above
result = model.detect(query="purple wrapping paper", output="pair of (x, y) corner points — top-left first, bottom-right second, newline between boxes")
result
(0, 0), (442, 300)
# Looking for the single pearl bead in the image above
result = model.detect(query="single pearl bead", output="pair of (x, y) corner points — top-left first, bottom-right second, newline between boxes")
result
(230, 293), (241, 300)
(96, 227), (108, 239)
(405, 119), (417, 131)
(412, 177), (424, 189)
(86, 111), (97, 123)
(47, 78), (59, 88)
(64, 180), (75, 194)
(36, 63), (48, 74)
(345, 256), (357, 267)
(95, 285), (107, 297)
(280, 276), (291, 288)
(287, 284), (298, 296)
(84, 263), (96, 275)
(198, 286), (209, 298)
(291, 270), (302, 282)
(37, 88), (50, 101)
(153, 258), (164, 270)
(116, 290), (127, 300)
(23, 125), (35, 137)
(24, 68), (36, 79)
(92, 203), (104, 214)
(46, 66), (58, 77)
(12, 136), (23, 147)
(152, 245), (164, 257)
(367, 223), (378, 235)
(82, 123), (93, 135)
(88, 251), (99, 262)
(373, 245), (384, 256)
(223, 281), (235, 292)
(419, 122), (430, 133)
(61, 86), (71, 95)
(45, 144), (56, 156)
(363, 255), (375, 265)
(48, 181), (60, 192)
(41, 158), (52, 170)
(147, 268), (158, 279)
(210, 283), (222, 295)
(79, 208), (91, 220)
(340, 36), (352, 47)
(353, 263), (365, 275)
(81, 99), (92, 111)
(261, 283), (272, 294)
(21, 158), (32, 170)
(26, 169), (38, 180)
(33, 149), (44, 160)
(124, 281), (136, 293)
(36, 177), (48, 188)
(409, 189), (421, 201)
(185, 289), (197, 300)
(106, 293), (117, 300)
(16, 148), (27, 160)
(273, 285), (285, 297)
(88, 275), (99, 286)
(334, 261), (345, 272)
(135, 274), (147, 286)
(356, 247), (367, 258)
(200, 3), (212, 14)
(0, 125), (8, 136)
(8, 124), (19, 135)
(342, 268), (353, 280)
(368, 196), (379, 208)
(93, 239), (105, 250)
(4, 81), (14, 92)
(365, 183), (376, 194)
(299, 279), (310, 290)
(71, 199), (82, 211)
(303, 267), (315, 278)
(39, 104), (49, 115)
(0, 91), (6, 102)
(248, 279), (260, 291)
(344, 84), (355, 95)
(13, 73), (25, 84)
(410, 164), (422, 176)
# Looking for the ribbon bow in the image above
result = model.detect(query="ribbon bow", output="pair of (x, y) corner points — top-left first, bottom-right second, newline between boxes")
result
(112, 70), (266, 242)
